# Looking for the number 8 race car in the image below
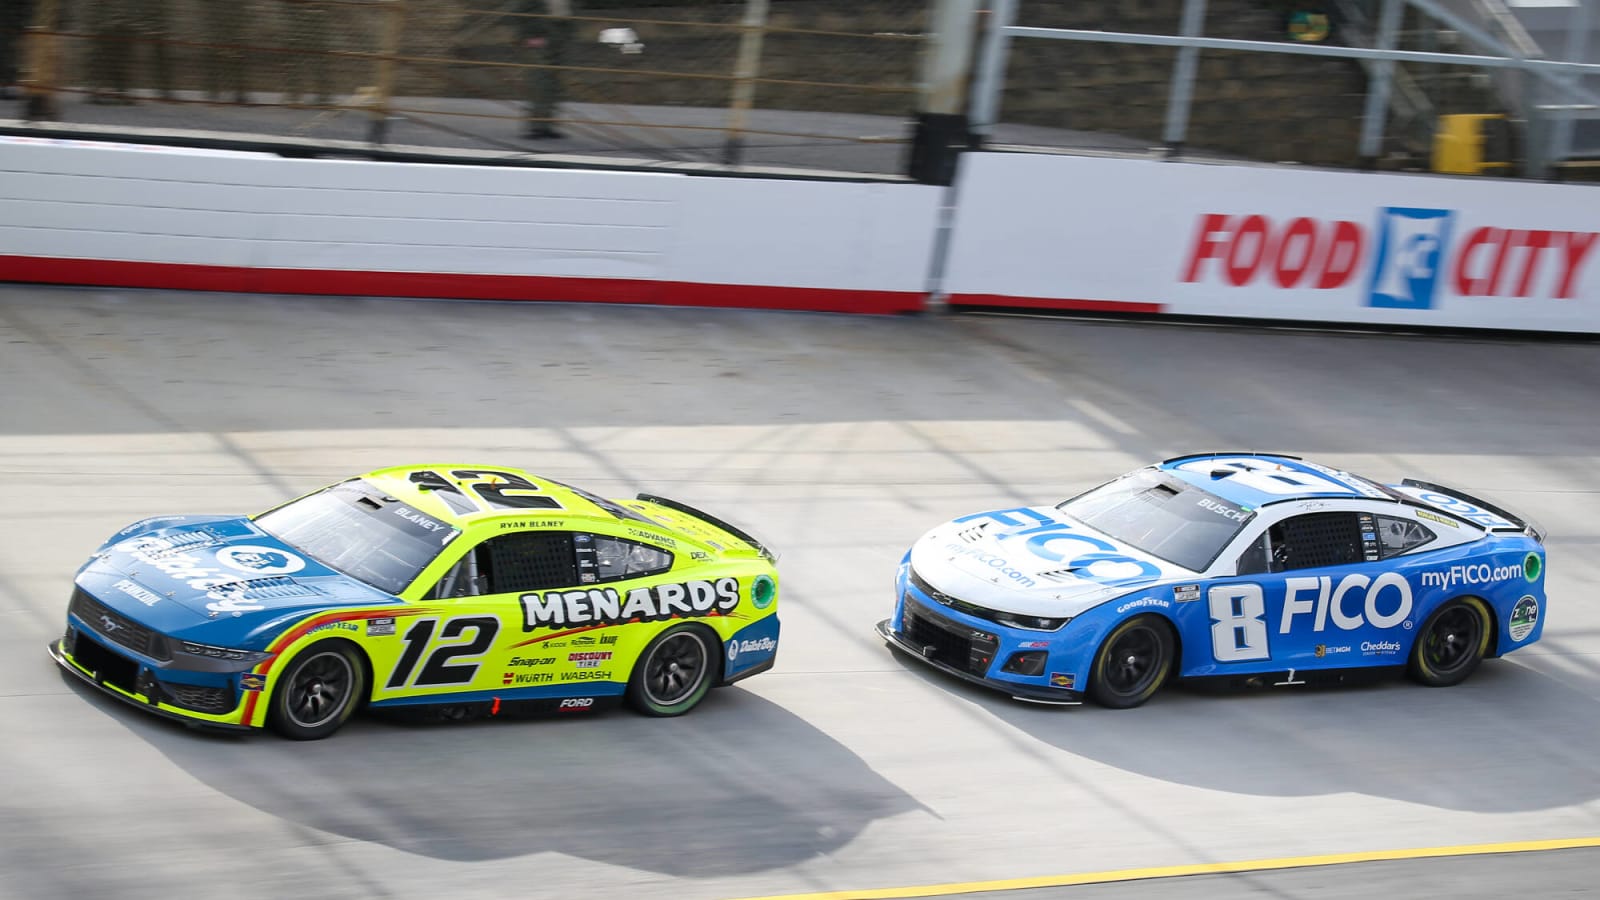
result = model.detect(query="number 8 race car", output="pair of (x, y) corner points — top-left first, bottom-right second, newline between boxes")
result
(879, 453), (1546, 708)
(50, 465), (780, 739)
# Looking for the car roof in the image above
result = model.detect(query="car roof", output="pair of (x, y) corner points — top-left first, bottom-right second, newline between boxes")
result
(353, 463), (628, 529)
(1157, 452), (1391, 509)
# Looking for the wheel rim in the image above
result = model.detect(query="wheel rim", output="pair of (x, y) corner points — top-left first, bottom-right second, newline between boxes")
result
(285, 650), (354, 729)
(1423, 604), (1484, 676)
(1103, 625), (1163, 696)
(643, 632), (707, 706)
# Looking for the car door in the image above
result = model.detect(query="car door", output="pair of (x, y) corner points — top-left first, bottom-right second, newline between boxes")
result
(373, 529), (581, 702)
(1198, 510), (1386, 675)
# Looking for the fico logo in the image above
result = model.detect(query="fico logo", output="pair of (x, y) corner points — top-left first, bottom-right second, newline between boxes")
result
(1182, 210), (1598, 309)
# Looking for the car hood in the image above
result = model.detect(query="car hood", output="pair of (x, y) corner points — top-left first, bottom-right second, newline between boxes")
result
(84, 515), (398, 646)
(908, 506), (1195, 618)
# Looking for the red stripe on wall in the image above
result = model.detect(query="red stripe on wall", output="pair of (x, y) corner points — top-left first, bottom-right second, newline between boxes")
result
(946, 293), (1165, 315)
(0, 255), (925, 315)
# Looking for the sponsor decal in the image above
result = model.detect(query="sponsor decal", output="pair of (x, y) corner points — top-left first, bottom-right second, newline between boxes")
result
(508, 656), (555, 667)
(560, 669), (612, 682)
(1196, 497), (1250, 522)
(394, 506), (450, 534)
(1181, 210), (1598, 308)
(691, 551), (712, 561)
(1509, 595), (1540, 642)
(629, 528), (674, 547)
(215, 545), (306, 576)
(1523, 553), (1542, 583)
(569, 651), (614, 668)
(944, 542), (1037, 588)
(1313, 644), (1353, 658)
(119, 539), (264, 613)
(726, 635), (778, 662)
(1173, 584), (1201, 603)
(503, 671), (554, 685)
(1049, 672), (1074, 689)
(558, 697), (595, 710)
(239, 674), (266, 691)
(751, 574), (776, 610)
(1361, 640), (1402, 656)
(953, 508), (1162, 587)
(1420, 563), (1522, 589)
(113, 579), (163, 607)
(569, 634), (618, 647)
(1280, 572), (1413, 633)
(307, 621), (359, 634)
(519, 578), (740, 631)
(1414, 509), (1458, 529)
(367, 617), (396, 637)
(1018, 640), (1050, 649)
(1116, 596), (1172, 615)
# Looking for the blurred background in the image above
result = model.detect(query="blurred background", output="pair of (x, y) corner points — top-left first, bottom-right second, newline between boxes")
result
(1, 0), (1598, 179)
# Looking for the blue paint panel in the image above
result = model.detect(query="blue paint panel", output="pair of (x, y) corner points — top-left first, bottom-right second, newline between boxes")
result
(724, 614), (780, 678)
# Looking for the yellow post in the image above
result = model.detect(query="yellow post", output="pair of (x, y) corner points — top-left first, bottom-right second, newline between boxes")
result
(1432, 113), (1511, 175)
(369, 0), (406, 144)
(20, 0), (60, 121)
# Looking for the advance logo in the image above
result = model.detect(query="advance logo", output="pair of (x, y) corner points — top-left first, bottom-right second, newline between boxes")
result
(1368, 207), (1452, 310)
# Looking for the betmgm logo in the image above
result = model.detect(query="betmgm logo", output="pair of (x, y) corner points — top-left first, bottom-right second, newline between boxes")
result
(1368, 207), (1452, 310)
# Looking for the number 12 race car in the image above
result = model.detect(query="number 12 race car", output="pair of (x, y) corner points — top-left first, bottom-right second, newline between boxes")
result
(879, 453), (1546, 708)
(51, 465), (780, 739)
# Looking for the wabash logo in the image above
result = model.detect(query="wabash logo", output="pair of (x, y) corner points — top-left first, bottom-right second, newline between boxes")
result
(1183, 209), (1598, 309)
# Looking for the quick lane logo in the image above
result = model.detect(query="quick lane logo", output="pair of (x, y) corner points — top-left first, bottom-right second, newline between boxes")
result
(1368, 207), (1452, 310)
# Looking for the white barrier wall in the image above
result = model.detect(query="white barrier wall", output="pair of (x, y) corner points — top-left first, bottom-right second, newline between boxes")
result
(0, 139), (942, 314)
(943, 152), (1600, 333)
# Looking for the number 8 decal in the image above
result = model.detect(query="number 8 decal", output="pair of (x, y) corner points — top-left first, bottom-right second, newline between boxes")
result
(1209, 584), (1270, 662)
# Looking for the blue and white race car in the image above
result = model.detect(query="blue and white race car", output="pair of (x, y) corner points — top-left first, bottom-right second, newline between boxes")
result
(878, 453), (1546, 708)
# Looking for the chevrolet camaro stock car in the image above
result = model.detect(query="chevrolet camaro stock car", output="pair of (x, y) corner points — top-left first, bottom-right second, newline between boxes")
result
(878, 453), (1547, 708)
(51, 465), (780, 739)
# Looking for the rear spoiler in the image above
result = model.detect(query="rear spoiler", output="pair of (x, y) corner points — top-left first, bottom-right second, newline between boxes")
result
(635, 493), (778, 563)
(1400, 479), (1545, 544)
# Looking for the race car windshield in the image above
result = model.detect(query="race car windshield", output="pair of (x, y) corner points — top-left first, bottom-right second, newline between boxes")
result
(255, 480), (460, 595)
(1058, 469), (1254, 572)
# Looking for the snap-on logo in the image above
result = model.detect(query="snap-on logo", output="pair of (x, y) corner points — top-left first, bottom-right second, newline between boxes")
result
(1182, 210), (1598, 309)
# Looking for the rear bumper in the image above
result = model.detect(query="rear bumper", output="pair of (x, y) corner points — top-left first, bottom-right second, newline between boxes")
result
(49, 639), (255, 734)
(876, 619), (1082, 705)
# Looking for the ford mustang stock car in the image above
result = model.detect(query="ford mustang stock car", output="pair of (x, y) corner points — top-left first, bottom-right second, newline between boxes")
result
(878, 453), (1546, 708)
(51, 465), (780, 739)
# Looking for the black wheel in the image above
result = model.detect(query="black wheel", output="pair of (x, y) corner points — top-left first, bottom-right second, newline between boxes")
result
(267, 641), (366, 740)
(1409, 597), (1492, 687)
(1089, 615), (1175, 709)
(627, 625), (715, 717)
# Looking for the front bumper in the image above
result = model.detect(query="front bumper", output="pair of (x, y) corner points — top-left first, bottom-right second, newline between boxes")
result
(49, 633), (256, 734)
(876, 619), (1082, 705)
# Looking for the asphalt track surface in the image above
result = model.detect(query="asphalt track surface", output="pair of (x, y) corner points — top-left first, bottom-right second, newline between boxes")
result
(2, 285), (1598, 899)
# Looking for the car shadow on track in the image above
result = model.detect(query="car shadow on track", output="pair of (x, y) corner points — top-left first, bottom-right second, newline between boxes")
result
(883, 648), (1599, 814)
(61, 675), (919, 875)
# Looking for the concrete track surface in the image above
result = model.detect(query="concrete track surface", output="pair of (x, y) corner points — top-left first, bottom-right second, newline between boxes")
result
(2, 285), (1598, 900)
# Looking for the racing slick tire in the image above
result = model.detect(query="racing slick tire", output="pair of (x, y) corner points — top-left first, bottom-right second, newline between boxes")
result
(1088, 615), (1175, 709)
(267, 640), (367, 740)
(1408, 597), (1492, 688)
(628, 624), (715, 717)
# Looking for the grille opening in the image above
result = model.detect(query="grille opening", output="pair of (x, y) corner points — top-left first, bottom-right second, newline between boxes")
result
(164, 682), (237, 714)
(72, 635), (140, 694)
(901, 599), (999, 678)
(70, 589), (169, 660)
(1002, 651), (1049, 676)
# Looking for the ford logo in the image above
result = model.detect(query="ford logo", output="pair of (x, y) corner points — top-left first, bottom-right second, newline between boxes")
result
(99, 614), (123, 633)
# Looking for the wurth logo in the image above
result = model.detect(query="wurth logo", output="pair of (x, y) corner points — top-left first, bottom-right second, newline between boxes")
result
(1182, 210), (1597, 309)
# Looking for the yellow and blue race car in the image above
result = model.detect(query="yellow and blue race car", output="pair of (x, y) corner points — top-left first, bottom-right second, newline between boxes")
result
(50, 465), (780, 739)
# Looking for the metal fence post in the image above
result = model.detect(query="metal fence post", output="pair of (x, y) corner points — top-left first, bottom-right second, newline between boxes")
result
(1522, 70), (1546, 179)
(1162, 0), (1208, 156)
(20, 0), (60, 121)
(968, 0), (1018, 141)
(1549, 0), (1595, 168)
(722, 0), (770, 167)
(369, 0), (406, 146)
(1357, 0), (1405, 167)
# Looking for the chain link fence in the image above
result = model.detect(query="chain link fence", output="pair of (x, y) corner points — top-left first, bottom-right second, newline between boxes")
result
(8, 0), (928, 172)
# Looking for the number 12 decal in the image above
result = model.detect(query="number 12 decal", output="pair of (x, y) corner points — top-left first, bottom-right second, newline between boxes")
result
(387, 616), (500, 688)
